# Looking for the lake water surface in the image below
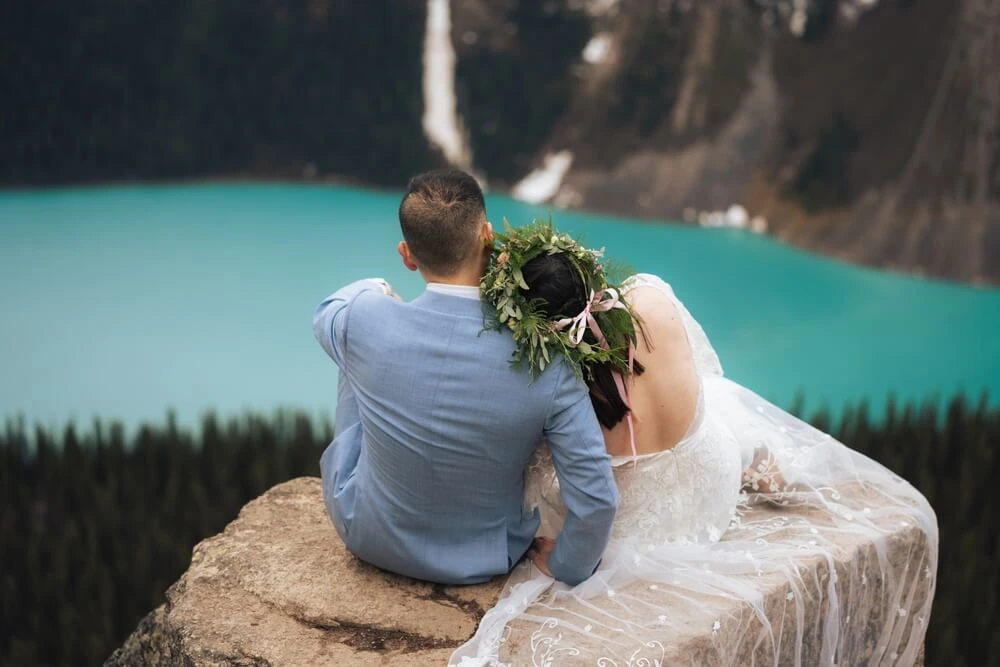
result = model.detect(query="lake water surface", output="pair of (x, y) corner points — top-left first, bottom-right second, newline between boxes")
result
(1, 183), (997, 430)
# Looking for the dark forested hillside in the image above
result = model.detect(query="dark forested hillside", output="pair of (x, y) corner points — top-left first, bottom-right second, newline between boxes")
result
(2, 0), (997, 282)
(0, 412), (330, 666)
(1, 396), (997, 666)
(0, 1), (435, 186)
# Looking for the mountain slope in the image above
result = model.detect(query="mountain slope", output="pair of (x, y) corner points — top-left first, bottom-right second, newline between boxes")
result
(453, 0), (999, 284)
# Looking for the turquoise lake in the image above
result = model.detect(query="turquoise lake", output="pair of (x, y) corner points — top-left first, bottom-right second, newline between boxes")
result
(1, 183), (997, 430)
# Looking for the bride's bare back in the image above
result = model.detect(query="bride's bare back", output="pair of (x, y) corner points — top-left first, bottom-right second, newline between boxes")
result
(602, 284), (701, 457)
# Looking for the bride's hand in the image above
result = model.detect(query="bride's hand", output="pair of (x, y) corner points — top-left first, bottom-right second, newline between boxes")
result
(742, 446), (787, 494)
(526, 536), (556, 577)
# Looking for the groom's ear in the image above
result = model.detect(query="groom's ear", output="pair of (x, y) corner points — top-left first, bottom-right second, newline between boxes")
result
(398, 241), (419, 272)
(482, 220), (494, 246)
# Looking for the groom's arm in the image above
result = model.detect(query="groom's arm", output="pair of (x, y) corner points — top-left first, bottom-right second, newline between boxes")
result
(543, 365), (619, 586)
(313, 278), (395, 366)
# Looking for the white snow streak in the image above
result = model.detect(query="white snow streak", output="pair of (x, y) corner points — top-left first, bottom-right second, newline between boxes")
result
(582, 34), (612, 64)
(422, 0), (471, 168)
(511, 151), (574, 204)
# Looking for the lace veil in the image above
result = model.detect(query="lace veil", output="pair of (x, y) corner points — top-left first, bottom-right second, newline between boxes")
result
(451, 275), (937, 666)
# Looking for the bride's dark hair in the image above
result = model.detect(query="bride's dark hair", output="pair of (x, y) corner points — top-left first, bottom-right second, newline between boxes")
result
(521, 253), (645, 430)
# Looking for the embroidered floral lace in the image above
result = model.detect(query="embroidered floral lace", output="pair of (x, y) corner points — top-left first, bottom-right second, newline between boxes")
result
(451, 275), (937, 667)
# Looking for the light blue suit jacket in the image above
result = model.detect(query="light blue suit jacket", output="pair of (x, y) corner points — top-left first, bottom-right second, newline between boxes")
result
(313, 279), (618, 585)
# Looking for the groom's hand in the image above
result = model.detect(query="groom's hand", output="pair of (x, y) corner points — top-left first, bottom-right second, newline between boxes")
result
(369, 278), (403, 302)
(526, 537), (556, 577)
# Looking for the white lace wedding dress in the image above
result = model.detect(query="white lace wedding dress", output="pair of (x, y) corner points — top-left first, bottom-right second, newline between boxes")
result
(450, 274), (937, 666)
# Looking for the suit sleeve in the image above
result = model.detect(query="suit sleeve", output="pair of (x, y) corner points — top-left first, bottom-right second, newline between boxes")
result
(543, 364), (619, 585)
(312, 278), (390, 366)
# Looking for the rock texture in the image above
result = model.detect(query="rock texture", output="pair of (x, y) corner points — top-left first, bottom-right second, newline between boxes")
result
(453, 0), (999, 284)
(107, 478), (501, 666)
(108, 477), (929, 666)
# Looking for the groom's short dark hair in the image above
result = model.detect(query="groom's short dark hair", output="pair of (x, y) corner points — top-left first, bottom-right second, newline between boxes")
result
(399, 168), (486, 276)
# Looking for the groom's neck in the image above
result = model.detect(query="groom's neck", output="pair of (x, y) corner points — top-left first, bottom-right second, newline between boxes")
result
(421, 266), (483, 287)
(420, 257), (487, 287)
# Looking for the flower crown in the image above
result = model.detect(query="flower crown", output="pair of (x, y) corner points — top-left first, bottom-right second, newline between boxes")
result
(481, 218), (640, 379)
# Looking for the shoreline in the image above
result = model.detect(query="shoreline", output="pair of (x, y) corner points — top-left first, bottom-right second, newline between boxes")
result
(2, 173), (996, 290)
(0, 171), (375, 193)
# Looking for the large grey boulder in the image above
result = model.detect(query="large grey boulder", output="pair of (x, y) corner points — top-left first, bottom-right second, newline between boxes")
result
(108, 477), (929, 665)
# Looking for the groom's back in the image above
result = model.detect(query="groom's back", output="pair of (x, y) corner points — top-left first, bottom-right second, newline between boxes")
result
(322, 287), (573, 584)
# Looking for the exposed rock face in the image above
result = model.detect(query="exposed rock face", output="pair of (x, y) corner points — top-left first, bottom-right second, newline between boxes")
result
(106, 478), (501, 666)
(6, 0), (995, 282)
(108, 477), (929, 665)
(453, 0), (999, 284)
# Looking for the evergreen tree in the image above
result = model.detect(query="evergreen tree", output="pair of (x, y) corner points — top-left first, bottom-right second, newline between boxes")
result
(0, 398), (994, 665)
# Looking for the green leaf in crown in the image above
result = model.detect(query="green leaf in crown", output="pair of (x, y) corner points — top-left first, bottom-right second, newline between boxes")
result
(481, 218), (641, 380)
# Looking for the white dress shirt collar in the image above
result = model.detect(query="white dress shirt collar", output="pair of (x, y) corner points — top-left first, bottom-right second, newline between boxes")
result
(426, 283), (481, 300)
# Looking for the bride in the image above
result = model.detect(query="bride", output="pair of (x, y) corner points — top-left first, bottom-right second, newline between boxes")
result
(450, 222), (937, 666)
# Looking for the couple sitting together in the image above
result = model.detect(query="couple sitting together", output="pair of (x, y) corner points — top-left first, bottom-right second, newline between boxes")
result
(313, 169), (936, 665)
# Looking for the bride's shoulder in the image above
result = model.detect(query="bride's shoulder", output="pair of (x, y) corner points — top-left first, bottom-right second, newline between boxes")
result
(622, 274), (679, 308)
(623, 273), (675, 295)
(624, 279), (687, 340)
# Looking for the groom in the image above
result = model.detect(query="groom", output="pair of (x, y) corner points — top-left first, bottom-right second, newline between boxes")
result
(313, 168), (618, 586)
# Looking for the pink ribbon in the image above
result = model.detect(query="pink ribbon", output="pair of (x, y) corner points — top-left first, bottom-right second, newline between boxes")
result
(553, 289), (639, 459)
(553, 288), (626, 347)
